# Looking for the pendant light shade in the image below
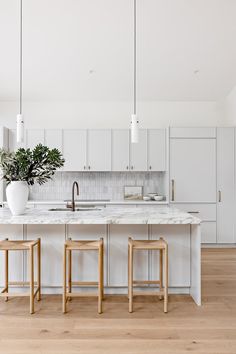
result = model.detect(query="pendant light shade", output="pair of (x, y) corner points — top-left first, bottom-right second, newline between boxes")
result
(131, 114), (139, 143)
(16, 0), (24, 144)
(16, 114), (24, 143)
(130, 0), (139, 143)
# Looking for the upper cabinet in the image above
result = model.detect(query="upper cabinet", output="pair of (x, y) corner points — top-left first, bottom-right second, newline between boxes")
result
(112, 130), (129, 171)
(26, 129), (45, 149)
(130, 129), (148, 171)
(63, 130), (87, 171)
(45, 129), (63, 152)
(170, 136), (216, 202)
(147, 129), (166, 171)
(87, 130), (111, 171)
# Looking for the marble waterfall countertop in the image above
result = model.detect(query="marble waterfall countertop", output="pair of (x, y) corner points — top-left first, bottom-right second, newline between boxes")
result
(0, 206), (201, 225)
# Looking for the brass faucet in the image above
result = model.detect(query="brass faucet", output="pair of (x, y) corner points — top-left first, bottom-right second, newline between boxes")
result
(67, 181), (79, 211)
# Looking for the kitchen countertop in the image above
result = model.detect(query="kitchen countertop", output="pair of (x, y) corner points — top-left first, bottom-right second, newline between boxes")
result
(2, 200), (168, 206)
(0, 206), (201, 225)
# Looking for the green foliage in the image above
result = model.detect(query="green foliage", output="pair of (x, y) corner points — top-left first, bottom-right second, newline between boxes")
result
(0, 144), (65, 185)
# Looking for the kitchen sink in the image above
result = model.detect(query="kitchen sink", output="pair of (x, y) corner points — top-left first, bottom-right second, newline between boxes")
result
(48, 207), (102, 212)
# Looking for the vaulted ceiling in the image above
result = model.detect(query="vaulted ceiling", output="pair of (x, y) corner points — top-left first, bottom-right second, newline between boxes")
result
(0, 0), (236, 102)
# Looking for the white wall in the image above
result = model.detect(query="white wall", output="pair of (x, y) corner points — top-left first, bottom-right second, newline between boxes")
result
(0, 100), (225, 129)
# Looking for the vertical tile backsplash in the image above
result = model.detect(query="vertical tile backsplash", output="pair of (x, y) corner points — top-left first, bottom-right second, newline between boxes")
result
(29, 172), (166, 201)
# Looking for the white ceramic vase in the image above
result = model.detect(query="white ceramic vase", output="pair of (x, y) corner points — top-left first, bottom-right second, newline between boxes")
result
(6, 181), (29, 216)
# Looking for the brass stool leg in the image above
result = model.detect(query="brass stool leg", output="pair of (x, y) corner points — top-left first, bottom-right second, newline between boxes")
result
(68, 248), (72, 302)
(101, 239), (104, 300)
(164, 245), (168, 313)
(128, 243), (133, 313)
(5, 250), (8, 302)
(63, 244), (67, 313)
(37, 239), (41, 301)
(159, 249), (163, 300)
(98, 241), (103, 314)
(29, 245), (34, 314)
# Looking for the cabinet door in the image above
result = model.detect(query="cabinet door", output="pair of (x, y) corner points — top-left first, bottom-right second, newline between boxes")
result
(147, 129), (166, 171)
(130, 129), (147, 171)
(26, 129), (45, 149)
(201, 222), (216, 243)
(109, 225), (148, 286)
(217, 128), (235, 243)
(87, 130), (111, 171)
(45, 129), (63, 151)
(26, 225), (65, 287)
(63, 130), (87, 171)
(170, 138), (216, 202)
(112, 130), (129, 171)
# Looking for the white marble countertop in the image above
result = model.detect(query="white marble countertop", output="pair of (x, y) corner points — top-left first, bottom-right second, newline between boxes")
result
(0, 206), (201, 225)
(2, 200), (168, 206)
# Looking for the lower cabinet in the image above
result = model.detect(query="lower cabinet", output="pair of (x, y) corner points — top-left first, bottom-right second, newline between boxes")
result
(151, 225), (190, 286)
(0, 225), (24, 287)
(67, 225), (107, 285)
(26, 225), (65, 287)
(108, 225), (148, 286)
(201, 222), (217, 244)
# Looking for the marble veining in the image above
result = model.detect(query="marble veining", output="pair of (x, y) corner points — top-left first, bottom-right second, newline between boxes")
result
(0, 207), (201, 225)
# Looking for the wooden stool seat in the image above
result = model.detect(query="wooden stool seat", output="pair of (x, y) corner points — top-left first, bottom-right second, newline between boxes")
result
(128, 238), (167, 250)
(0, 238), (41, 314)
(128, 237), (168, 313)
(63, 238), (104, 314)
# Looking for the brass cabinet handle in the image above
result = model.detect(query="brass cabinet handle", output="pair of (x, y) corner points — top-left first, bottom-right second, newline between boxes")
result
(188, 211), (199, 214)
(126, 166), (129, 170)
(149, 166), (152, 170)
(171, 179), (175, 201)
(84, 166), (86, 170)
(131, 166), (134, 170)
(218, 190), (222, 202)
(88, 166), (91, 170)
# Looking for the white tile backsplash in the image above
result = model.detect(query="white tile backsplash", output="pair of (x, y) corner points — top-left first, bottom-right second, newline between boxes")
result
(29, 172), (166, 201)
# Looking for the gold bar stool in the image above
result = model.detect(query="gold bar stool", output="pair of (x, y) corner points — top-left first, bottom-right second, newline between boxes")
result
(63, 238), (104, 314)
(128, 237), (168, 313)
(0, 238), (41, 314)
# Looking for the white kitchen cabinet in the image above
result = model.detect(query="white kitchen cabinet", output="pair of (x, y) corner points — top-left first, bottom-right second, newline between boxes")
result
(217, 128), (235, 243)
(0, 225), (24, 287)
(26, 129), (45, 149)
(147, 129), (166, 171)
(201, 222), (216, 243)
(45, 129), (63, 151)
(67, 225), (107, 285)
(130, 129), (147, 171)
(109, 225), (148, 286)
(63, 130), (87, 171)
(112, 130), (129, 171)
(170, 138), (216, 202)
(87, 130), (111, 171)
(26, 225), (65, 287)
(170, 127), (216, 138)
(151, 225), (190, 286)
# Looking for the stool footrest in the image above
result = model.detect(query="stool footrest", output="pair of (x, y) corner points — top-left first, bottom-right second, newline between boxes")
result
(0, 287), (40, 298)
(8, 281), (37, 286)
(66, 292), (100, 298)
(133, 280), (160, 285)
(71, 281), (98, 286)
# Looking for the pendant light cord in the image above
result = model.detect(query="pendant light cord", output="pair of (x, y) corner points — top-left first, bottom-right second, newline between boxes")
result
(133, 0), (136, 115)
(19, 0), (23, 114)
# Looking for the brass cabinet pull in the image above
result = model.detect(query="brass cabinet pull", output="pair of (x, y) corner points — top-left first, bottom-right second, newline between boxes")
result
(149, 166), (152, 170)
(88, 166), (91, 170)
(188, 211), (199, 214)
(171, 179), (175, 201)
(131, 166), (134, 170)
(218, 190), (222, 202)
(84, 166), (86, 170)
(126, 166), (129, 170)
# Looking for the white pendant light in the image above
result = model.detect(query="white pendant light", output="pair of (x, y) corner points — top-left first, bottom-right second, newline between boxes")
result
(130, 0), (139, 143)
(16, 0), (24, 143)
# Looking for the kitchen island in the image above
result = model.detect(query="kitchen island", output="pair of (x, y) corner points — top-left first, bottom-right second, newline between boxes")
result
(0, 206), (201, 305)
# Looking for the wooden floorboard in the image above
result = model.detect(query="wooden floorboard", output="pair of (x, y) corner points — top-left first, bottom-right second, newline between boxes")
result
(0, 248), (236, 353)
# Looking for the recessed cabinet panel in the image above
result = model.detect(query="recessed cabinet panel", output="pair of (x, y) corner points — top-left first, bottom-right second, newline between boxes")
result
(217, 128), (235, 243)
(88, 130), (111, 171)
(26, 129), (45, 149)
(45, 129), (63, 152)
(148, 129), (166, 171)
(63, 130), (87, 171)
(109, 225), (148, 286)
(130, 129), (147, 171)
(201, 222), (216, 243)
(170, 138), (216, 202)
(112, 130), (129, 171)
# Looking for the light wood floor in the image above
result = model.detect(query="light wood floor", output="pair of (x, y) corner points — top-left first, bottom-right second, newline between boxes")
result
(0, 248), (236, 354)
